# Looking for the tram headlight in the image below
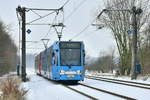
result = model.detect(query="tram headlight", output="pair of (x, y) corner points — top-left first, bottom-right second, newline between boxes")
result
(76, 70), (81, 74)
(60, 70), (65, 75)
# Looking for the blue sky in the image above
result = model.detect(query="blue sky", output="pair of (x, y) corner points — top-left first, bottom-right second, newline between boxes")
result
(0, 0), (116, 57)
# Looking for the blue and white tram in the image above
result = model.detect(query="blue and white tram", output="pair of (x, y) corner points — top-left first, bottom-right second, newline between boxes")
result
(35, 41), (85, 83)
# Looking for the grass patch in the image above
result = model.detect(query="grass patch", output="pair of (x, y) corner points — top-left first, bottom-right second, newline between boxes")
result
(0, 77), (28, 100)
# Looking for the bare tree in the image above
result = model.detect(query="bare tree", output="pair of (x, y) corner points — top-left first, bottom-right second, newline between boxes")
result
(108, 47), (115, 73)
(86, 50), (116, 73)
(0, 21), (17, 76)
(96, 0), (150, 75)
(139, 22), (150, 74)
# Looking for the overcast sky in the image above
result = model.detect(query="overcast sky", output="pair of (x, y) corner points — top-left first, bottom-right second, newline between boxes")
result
(0, 0), (116, 57)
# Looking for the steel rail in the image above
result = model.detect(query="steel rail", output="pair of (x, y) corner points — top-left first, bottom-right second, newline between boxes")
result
(86, 76), (150, 90)
(79, 83), (136, 100)
(37, 74), (98, 100)
(87, 75), (150, 86)
(64, 85), (98, 100)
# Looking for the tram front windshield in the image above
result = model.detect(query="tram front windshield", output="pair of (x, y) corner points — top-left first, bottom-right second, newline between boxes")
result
(60, 42), (81, 66)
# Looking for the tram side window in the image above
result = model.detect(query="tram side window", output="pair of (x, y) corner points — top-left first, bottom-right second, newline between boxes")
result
(52, 52), (58, 66)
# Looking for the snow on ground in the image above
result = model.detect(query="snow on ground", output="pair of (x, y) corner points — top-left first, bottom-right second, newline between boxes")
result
(86, 71), (150, 84)
(21, 69), (90, 100)
(82, 78), (150, 100)
(21, 69), (150, 100)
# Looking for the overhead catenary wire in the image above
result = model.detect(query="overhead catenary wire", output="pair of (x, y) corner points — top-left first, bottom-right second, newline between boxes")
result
(64, 0), (88, 22)
(25, 2), (64, 25)
(17, 0), (89, 54)
(22, 1), (69, 49)
(26, 0), (69, 25)
(26, 11), (56, 25)
(97, 0), (128, 18)
(42, 9), (65, 40)
(69, 0), (129, 40)
(17, 7), (62, 49)
(69, 17), (98, 41)
(41, 14), (58, 39)
(62, 0), (71, 8)
(27, 0), (68, 40)
(30, 10), (42, 17)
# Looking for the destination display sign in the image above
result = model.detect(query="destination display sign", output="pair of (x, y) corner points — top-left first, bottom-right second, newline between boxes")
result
(60, 42), (81, 49)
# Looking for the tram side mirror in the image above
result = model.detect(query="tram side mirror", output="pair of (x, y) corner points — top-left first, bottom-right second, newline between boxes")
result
(83, 50), (85, 57)
(56, 49), (58, 52)
(83, 50), (85, 65)
(52, 52), (55, 57)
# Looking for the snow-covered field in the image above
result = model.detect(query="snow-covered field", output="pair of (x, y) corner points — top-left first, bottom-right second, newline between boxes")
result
(21, 69), (150, 100)
(86, 71), (150, 84)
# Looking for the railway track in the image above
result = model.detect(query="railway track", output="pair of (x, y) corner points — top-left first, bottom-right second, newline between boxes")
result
(78, 83), (136, 100)
(64, 83), (136, 100)
(86, 75), (150, 90)
(63, 85), (98, 100)
(37, 74), (136, 100)
(37, 74), (97, 100)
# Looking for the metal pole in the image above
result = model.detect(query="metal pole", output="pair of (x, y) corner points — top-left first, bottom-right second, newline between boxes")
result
(16, 5), (65, 82)
(22, 7), (27, 82)
(131, 7), (142, 79)
(18, 19), (21, 76)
